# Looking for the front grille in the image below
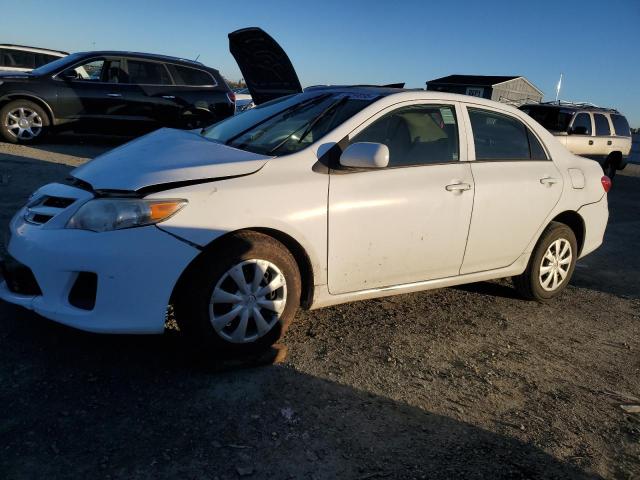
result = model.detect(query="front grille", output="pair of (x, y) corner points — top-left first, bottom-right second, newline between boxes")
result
(42, 196), (75, 209)
(24, 195), (77, 225)
(1, 256), (42, 296)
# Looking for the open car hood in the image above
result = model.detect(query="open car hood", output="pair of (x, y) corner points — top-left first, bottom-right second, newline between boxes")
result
(229, 27), (302, 105)
(71, 128), (271, 192)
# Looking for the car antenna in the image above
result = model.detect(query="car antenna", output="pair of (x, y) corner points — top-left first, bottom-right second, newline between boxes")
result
(194, 54), (200, 62)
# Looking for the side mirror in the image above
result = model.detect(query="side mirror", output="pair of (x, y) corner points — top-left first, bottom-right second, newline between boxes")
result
(60, 69), (79, 80)
(340, 142), (389, 169)
(569, 126), (588, 135)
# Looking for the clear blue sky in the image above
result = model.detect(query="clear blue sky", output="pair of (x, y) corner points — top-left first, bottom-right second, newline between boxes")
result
(2, 0), (639, 125)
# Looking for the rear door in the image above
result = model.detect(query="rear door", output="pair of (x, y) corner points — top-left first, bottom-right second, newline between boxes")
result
(461, 105), (562, 274)
(592, 113), (614, 158)
(228, 27), (302, 105)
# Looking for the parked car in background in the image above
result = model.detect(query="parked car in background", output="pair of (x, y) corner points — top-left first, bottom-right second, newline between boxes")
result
(520, 102), (632, 178)
(0, 51), (235, 143)
(0, 29), (610, 355)
(0, 44), (67, 73)
(233, 87), (254, 113)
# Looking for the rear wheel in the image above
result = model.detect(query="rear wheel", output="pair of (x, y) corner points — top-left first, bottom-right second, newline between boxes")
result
(174, 231), (301, 354)
(0, 100), (50, 144)
(512, 222), (577, 301)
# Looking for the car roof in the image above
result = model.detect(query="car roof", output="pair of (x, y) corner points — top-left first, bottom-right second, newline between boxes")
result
(0, 44), (68, 56)
(72, 51), (218, 71)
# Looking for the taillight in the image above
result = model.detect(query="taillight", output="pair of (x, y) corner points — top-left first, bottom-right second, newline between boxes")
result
(601, 175), (612, 193)
(227, 91), (236, 104)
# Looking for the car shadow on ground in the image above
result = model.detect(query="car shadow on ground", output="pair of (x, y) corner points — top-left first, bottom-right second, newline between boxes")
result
(0, 303), (599, 479)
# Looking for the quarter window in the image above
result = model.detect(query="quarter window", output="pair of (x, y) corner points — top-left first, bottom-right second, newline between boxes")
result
(126, 60), (172, 85)
(571, 113), (592, 135)
(610, 114), (630, 137)
(593, 114), (611, 136)
(468, 108), (547, 160)
(168, 64), (215, 86)
(351, 105), (460, 167)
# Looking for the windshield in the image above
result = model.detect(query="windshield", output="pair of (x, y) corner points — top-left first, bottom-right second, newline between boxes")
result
(31, 52), (84, 75)
(203, 91), (380, 155)
(520, 105), (575, 132)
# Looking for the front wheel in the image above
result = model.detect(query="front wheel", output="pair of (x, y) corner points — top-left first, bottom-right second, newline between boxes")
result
(512, 222), (577, 301)
(174, 231), (301, 354)
(0, 100), (50, 144)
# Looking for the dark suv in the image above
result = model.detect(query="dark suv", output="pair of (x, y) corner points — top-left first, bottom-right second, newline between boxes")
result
(0, 51), (235, 143)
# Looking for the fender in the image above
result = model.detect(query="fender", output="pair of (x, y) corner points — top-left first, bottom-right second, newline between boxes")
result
(0, 92), (57, 124)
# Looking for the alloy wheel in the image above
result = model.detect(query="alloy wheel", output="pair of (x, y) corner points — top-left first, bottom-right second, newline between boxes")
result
(209, 259), (287, 343)
(5, 107), (44, 140)
(539, 238), (572, 292)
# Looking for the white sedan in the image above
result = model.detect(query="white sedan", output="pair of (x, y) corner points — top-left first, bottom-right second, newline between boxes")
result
(0, 30), (609, 354)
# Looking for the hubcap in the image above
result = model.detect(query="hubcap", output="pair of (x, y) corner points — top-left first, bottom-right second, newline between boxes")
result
(209, 259), (287, 344)
(5, 107), (43, 140)
(539, 238), (572, 292)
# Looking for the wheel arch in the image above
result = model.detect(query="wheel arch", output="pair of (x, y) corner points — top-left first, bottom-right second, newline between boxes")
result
(548, 210), (586, 256)
(170, 227), (315, 310)
(0, 94), (56, 124)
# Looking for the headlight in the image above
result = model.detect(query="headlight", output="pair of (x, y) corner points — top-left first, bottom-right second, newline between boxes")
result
(66, 198), (187, 232)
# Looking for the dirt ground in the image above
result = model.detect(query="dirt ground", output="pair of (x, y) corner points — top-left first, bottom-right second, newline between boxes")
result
(0, 135), (638, 479)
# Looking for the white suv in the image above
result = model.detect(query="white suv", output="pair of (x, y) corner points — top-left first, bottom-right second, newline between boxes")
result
(0, 44), (68, 72)
(0, 29), (610, 354)
(520, 103), (632, 178)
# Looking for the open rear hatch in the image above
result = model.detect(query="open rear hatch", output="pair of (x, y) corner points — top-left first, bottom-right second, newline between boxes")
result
(229, 27), (302, 105)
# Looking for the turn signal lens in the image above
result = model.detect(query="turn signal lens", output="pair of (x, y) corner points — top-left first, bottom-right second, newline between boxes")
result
(149, 201), (186, 221)
(601, 175), (612, 193)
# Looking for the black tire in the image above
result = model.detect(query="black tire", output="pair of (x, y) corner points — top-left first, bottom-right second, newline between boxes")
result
(174, 231), (301, 355)
(0, 99), (50, 144)
(512, 222), (578, 301)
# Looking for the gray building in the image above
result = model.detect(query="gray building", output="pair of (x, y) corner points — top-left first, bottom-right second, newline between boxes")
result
(426, 75), (543, 106)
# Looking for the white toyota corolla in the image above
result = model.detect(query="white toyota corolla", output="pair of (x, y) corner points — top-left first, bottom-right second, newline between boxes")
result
(0, 29), (609, 353)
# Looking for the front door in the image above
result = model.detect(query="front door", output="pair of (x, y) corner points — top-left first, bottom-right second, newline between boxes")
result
(328, 102), (474, 294)
(55, 56), (133, 131)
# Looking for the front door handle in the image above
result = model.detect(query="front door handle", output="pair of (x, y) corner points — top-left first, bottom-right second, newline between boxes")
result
(445, 181), (471, 194)
(607, 140), (612, 145)
(540, 176), (559, 187)
(107, 93), (122, 97)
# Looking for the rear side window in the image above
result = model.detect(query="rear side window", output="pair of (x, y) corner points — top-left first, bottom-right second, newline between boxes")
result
(0, 48), (35, 68)
(167, 64), (216, 86)
(593, 114), (611, 136)
(571, 113), (592, 135)
(468, 108), (547, 160)
(610, 114), (630, 137)
(352, 104), (459, 167)
(126, 60), (172, 85)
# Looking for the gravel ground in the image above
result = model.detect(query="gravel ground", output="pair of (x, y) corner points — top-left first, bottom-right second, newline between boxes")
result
(0, 135), (639, 479)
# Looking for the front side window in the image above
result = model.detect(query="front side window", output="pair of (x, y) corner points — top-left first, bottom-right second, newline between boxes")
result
(469, 108), (547, 160)
(72, 59), (105, 81)
(126, 60), (171, 85)
(571, 113), (592, 135)
(203, 91), (380, 155)
(520, 106), (574, 132)
(350, 104), (459, 167)
(610, 114), (630, 137)
(168, 64), (215, 86)
(0, 49), (35, 69)
(593, 114), (611, 136)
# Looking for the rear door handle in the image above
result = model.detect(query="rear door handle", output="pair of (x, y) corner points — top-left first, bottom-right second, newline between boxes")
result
(588, 140), (594, 145)
(607, 140), (612, 145)
(445, 182), (471, 194)
(540, 176), (559, 186)
(162, 95), (176, 99)
(107, 93), (122, 97)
